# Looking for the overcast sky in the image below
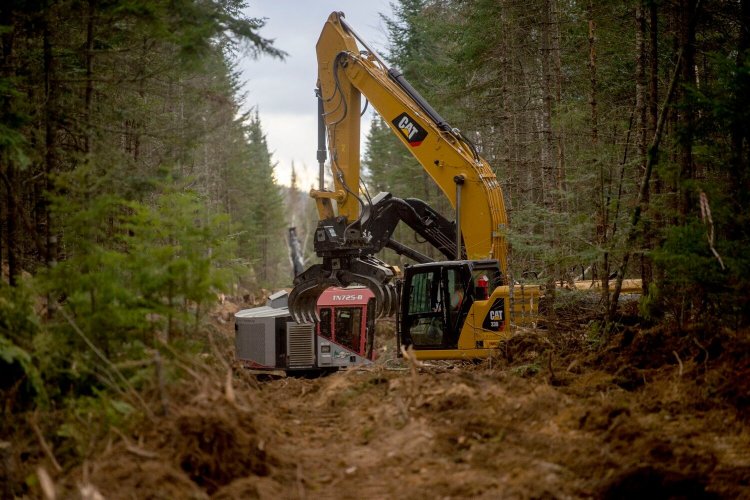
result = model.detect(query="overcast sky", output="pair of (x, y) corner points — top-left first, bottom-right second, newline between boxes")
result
(235, 1), (394, 188)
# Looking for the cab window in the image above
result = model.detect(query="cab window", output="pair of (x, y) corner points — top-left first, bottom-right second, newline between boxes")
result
(408, 270), (444, 314)
(319, 308), (332, 339)
(405, 269), (448, 348)
(334, 307), (361, 352)
(447, 268), (464, 329)
(365, 298), (376, 359)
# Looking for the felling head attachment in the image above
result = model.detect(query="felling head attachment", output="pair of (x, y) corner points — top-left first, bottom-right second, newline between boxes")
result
(288, 256), (399, 324)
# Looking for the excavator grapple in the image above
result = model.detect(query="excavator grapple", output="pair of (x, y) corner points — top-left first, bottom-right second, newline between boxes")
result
(288, 191), (460, 323)
(288, 255), (398, 324)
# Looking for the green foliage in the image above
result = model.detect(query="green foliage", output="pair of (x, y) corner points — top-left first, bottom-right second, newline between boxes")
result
(126, 190), (237, 325)
(230, 112), (288, 288)
(0, 1), (295, 486)
(108, 0), (286, 63)
(42, 185), (236, 348)
(0, 336), (48, 408)
(639, 282), (662, 322)
(0, 76), (31, 169)
(511, 363), (541, 378)
(650, 221), (727, 325)
(57, 391), (136, 459)
(375, 0), (750, 327)
(363, 117), (423, 195)
(0, 281), (39, 347)
(0, 282), (48, 408)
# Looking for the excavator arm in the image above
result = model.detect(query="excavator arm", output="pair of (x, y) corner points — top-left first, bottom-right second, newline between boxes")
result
(289, 12), (509, 324)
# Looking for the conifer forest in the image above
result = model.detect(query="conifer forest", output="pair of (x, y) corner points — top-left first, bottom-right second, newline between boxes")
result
(1, 0), (749, 498)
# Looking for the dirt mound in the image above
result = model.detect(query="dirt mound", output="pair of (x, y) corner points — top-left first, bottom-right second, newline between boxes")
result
(167, 400), (272, 493)
(20, 311), (750, 498)
(212, 476), (283, 499)
(54, 360), (284, 498)
(599, 465), (717, 499)
(87, 451), (207, 500)
(235, 320), (750, 498)
(591, 325), (750, 418)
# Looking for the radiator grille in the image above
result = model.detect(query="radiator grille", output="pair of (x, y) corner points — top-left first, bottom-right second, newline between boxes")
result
(287, 323), (314, 368)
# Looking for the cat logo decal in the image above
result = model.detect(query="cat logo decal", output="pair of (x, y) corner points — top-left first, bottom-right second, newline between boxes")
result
(392, 112), (428, 147)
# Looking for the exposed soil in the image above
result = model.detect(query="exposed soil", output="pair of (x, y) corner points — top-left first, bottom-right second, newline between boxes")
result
(10, 311), (750, 499)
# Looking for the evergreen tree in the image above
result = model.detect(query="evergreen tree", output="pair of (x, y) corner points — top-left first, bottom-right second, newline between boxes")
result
(0, 0), (288, 412)
(376, 0), (750, 325)
(234, 111), (287, 289)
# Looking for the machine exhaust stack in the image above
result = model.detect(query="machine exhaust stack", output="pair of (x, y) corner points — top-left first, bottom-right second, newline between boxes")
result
(454, 175), (465, 260)
(316, 87), (327, 191)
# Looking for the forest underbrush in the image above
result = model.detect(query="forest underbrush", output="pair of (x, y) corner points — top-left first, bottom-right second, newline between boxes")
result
(3, 298), (749, 499)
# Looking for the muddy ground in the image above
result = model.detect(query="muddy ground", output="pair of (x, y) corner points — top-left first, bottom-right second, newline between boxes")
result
(10, 309), (750, 499)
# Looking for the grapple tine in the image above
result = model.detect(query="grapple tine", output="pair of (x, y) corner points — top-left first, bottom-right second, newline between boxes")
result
(299, 298), (309, 324)
(367, 276), (387, 317)
(383, 283), (397, 318)
(300, 297), (313, 323)
(386, 283), (396, 317)
(289, 277), (330, 324)
(383, 285), (396, 316)
(379, 286), (390, 317)
(304, 293), (320, 322)
(339, 272), (398, 319)
(289, 264), (342, 324)
(376, 284), (387, 317)
(290, 257), (399, 323)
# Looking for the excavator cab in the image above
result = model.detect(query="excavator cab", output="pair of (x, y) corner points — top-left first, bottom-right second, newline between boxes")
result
(400, 263), (469, 350)
(399, 260), (505, 356)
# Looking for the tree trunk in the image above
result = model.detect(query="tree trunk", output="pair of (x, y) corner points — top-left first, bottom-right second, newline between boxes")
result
(43, 16), (57, 270)
(647, 0), (662, 288)
(730, 0), (750, 208)
(636, 1), (648, 164)
(636, 0), (653, 293)
(1, 5), (18, 285)
(551, 0), (566, 212)
(649, 1), (659, 139)
(540, 0), (556, 218)
(588, 1), (610, 309)
(500, 1), (514, 213)
(609, 50), (683, 322)
(588, 1), (599, 146)
(677, 0), (697, 219)
(5, 167), (17, 286)
(84, 0), (95, 154)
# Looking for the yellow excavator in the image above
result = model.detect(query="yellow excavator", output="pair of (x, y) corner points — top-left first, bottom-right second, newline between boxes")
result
(289, 12), (539, 360)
